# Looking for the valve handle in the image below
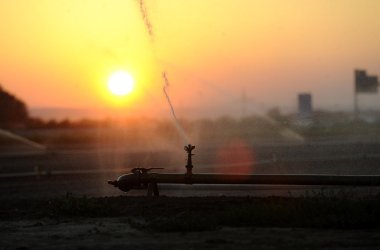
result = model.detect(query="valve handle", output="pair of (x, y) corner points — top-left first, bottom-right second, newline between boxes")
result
(131, 167), (164, 174)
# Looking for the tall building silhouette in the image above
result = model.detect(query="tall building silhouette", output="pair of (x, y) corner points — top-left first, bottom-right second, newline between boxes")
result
(298, 93), (312, 119)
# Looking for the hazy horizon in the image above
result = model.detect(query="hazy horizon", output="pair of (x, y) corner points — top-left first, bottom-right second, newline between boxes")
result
(29, 103), (378, 121)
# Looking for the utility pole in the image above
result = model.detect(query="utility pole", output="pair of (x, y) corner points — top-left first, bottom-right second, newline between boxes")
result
(241, 87), (247, 118)
(354, 86), (359, 120)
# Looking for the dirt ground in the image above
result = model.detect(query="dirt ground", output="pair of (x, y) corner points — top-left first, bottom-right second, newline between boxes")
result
(1, 193), (380, 249)
(2, 218), (380, 250)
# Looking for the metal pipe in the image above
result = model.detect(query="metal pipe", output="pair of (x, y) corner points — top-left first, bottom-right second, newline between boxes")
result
(147, 173), (380, 186)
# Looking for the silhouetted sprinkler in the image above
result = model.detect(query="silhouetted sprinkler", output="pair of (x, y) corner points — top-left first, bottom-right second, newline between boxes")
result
(108, 143), (380, 196)
(184, 144), (195, 176)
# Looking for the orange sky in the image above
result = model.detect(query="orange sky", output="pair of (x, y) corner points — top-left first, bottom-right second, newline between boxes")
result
(1, 0), (380, 119)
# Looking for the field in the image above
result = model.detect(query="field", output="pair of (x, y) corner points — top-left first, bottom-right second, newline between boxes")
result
(1, 125), (380, 249)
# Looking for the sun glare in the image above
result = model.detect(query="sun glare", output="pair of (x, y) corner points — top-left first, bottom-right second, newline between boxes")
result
(108, 71), (135, 96)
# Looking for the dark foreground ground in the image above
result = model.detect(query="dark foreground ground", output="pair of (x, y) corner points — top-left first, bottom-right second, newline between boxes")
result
(1, 195), (380, 249)
(2, 219), (380, 250)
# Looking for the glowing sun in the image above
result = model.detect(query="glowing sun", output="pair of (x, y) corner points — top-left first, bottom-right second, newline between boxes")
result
(108, 71), (135, 96)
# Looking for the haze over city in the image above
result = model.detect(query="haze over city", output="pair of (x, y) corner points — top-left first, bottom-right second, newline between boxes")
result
(1, 0), (380, 120)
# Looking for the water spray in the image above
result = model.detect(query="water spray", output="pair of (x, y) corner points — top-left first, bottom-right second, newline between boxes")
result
(162, 72), (190, 145)
(0, 129), (46, 151)
(137, 0), (190, 146)
(138, 0), (154, 38)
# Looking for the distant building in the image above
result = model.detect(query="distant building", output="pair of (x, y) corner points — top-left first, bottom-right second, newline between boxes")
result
(298, 93), (312, 119)
(355, 69), (378, 94)
(354, 69), (379, 119)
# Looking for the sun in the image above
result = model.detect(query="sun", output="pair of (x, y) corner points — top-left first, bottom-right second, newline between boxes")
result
(108, 71), (135, 96)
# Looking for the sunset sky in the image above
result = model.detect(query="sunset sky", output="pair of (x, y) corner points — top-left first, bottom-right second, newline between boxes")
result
(1, 0), (380, 119)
